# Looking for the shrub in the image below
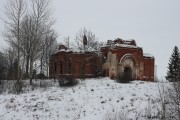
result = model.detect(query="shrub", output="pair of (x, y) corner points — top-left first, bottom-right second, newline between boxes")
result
(36, 73), (48, 79)
(116, 74), (130, 83)
(13, 81), (23, 94)
(0, 80), (5, 93)
(59, 75), (78, 87)
(40, 80), (49, 88)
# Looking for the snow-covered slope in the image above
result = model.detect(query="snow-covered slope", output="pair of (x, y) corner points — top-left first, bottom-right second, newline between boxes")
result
(0, 78), (170, 120)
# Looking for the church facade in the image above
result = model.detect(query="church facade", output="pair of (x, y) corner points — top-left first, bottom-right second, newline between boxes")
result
(101, 39), (154, 81)
(49, 38), (155, 82)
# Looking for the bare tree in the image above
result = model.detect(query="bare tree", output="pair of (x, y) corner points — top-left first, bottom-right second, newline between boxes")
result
(20, 15), (34, 78)
(3, 0), (26, 82)
(27, 0), (55, 84)
(4, 47), (18, 80)
(64, 36), (70, 49)
(73, 27), (103, 51)
(39, 29), (57, 77)
(45, 30), (58, 77)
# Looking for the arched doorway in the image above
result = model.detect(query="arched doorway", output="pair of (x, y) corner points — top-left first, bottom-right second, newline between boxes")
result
(119, 54), (137, 80)
(123, 66), (132, 82)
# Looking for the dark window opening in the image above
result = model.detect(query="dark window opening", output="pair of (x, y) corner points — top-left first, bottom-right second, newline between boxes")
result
(66, 59), (71, 74)
(60, 61), (63, 75)
(54, 63), (57, 74)
(68, 61), (71, 74)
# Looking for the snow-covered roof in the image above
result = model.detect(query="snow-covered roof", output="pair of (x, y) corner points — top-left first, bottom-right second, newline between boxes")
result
(113, 43), (140, 48)
(104, 38), (141, 49)
(55, 47), (99, 55)
(55, 44), (99, 54)
(143, 53), (154, 58)
(59, 49), (66, 52)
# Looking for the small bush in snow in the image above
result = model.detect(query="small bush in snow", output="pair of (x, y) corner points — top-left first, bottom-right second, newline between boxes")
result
(0, 80), (5, 93)
(116, 74), (130, 83)
(101, 101), (106, 104)
(40, 80), (49, 89)
(13, 81), (23, 94)
(59, 75), (78, 87)
(121, 97), (124, 100)
(132, 93), (136, 96)
(104, 111), (128, 120)
(36, 73), (48, 79)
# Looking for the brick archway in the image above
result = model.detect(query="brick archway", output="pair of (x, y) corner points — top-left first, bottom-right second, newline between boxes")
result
(119, 54), (137, 80)
(120, 53), (137, 64)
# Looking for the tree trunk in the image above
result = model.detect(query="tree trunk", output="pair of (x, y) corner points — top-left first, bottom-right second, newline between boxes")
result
(26, 55), (30, 77)
(29, 58), (33, 85)
(46, 61), (49, 78)
(40, 56), (43, 74)
(20, 53), (26, 80)
(46, 51), (49, 77)
(46, 55), (49, 77)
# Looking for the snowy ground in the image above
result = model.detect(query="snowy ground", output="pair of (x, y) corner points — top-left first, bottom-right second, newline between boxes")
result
(0, 78), (170, 120)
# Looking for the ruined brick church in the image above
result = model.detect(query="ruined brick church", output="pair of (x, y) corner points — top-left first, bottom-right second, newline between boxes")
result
(49, 38), (155, 82)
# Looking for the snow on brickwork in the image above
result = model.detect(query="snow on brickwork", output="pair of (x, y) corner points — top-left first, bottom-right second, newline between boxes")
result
(113, 43), (139, 48)
(143, 53), (154, 58)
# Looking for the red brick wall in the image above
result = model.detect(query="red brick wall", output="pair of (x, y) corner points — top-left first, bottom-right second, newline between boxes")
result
(143, 57), (154, 81)
(49, 52), (99, 79)
(50, 45), (155, 81)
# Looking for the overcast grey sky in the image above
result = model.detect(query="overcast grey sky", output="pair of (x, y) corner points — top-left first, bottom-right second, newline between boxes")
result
(0, 0), (180, 79)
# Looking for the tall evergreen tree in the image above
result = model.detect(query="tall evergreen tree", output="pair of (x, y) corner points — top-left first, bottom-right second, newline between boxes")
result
(166, 46), (180, 81)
